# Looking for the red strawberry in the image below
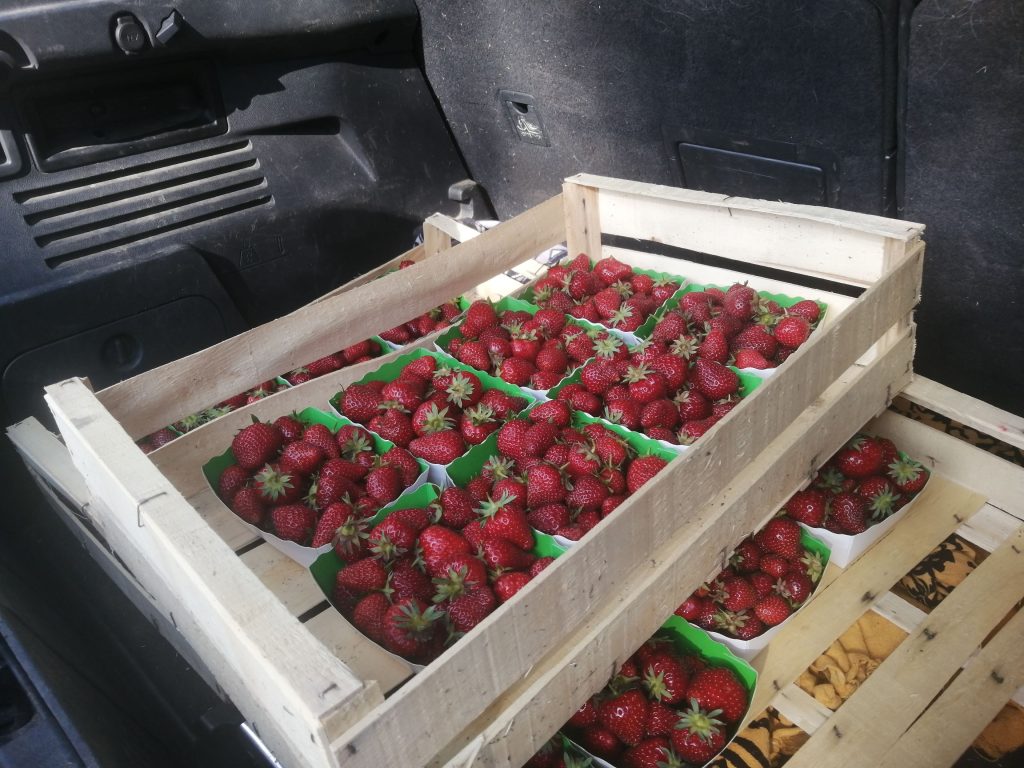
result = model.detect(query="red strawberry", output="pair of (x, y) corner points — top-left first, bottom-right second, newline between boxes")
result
(254, 463), (301, 504)
(382, 598), (442, 657)
(671, 703), (726, 765)
(364, 465), (403, 505)
(698, 329), (730, 364)
(774, 315), (811, 348)
(389, 557), (433, 603)
(674, 595), (704, 621)
(419, 525), (473, 575)
(493, 571), (532, 602)
(687, 666), (748, 723)
(457, 340), (493, 372)
(270, 503), (316, 543)
(369, 409), (415, 448)
(336, 557), (388, 596)
(527, 503), (570, 535)
(480, 538), (536, 571)
(857, 475), (901, 521)
(784, 489), (828, 527)
(367, 517), (416, 562)
(499, 357), (535, 386)
(339, 384), (383, 423)
(431, 554), (488, 601)
(526, 464), (566, 507)
(218, 464), (249, 501)
(496, 419), (531, 460)
(230, 487), (265, 526)
(691, 360), (739, 400)
(580, 359), (622, 395)
(480, 389), (528, 419)
(750, 571), (776, 598)
(594, 255), (633, 285)
(730, 539), (761, 573)
(776, 571), (814, 605)
(463, 300), (499, 337)
(835, 435), (886, 479)
(759, 517), (803, 558)
(759, 553), (790, 579)
(718, 575), (757, 612)
(523, 421), (560, 457)
(734, 348), (772, 369)
(477, 494), (534, 549)
(579, 726), (623, 761)
(828, 492), (869, 534)
(437, 487), (476, 528)
(569, 698), (599, 729)
(888, 455), (928, 494)
(231, 421), (284, 470)
(528, 399), (573, 428)
(754, 593), (792, 626)
(271, 414), (304, 442)
(723, 284), (757, 320)
(279, 441), (325, 477)
(528, 557), (555, 578)
(622, 737), (673, 768)
(626, 455), (668, 494)
(674, 389), (711, 422)
(446, 585), (497, 633)
(409, 431), (466, 464)
(642, 651), (690, 705)
(645, 700), (681, 738)
(599, 689), (649, 747)
(311, 501), (361, 549)
(351, 592), (391, 643)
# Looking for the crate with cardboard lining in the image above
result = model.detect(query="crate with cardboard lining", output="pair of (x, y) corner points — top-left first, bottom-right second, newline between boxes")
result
(36, 174), (930, 768)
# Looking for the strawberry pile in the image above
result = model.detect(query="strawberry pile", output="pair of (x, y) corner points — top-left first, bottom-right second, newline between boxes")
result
(457, 405), (669, 541)
(530, 253), (681, 332)
(283, 338), (382, 385)
(216, 415), (422, 545)
(138, 380), (285, 453)
(648, 284), (821, 370)
(562, 635), (749, 766)
(524, 741), (592, 768)
(379, 260), (463, 346)
(675, 517), (824, 641)
(780, 433), (929, 535)
(446, 299), (616, 391)
(336, 355), (530, 465)
(554, 339), (745, 445)
(330, 490), (554, 663)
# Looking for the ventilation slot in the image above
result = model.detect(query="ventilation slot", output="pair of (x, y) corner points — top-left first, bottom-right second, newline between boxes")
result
(16, 140), (272, 267)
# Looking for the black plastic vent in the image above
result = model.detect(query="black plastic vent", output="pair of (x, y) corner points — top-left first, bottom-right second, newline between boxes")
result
(15, 141), (272, 267)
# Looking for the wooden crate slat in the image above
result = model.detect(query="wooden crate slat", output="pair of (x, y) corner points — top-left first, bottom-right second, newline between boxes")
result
(784, 523), (1024, 768)
(428, 328), (917, 768)
(771, 684), (834, 735)
(869, 409), (1024, 516)
(188, 485), (257, 552)
(562, 181), (601, 259)
(97, 193), (566, 440)
(870, 592), (927, 634)
(747, 472), (988, 723)
(328, 232), (921, 766)
(955, 502), (1023, 554)
(878, 606), (1024, 768)
(7, 417), (91, 506)
(239, 543), (326, 617)
(45, 379), (378, 768)
(568, 174), (924, 285)
(902, 376), (1024, 452)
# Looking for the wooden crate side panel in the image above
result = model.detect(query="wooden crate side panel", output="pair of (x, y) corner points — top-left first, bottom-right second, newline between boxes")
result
(902, 376), (1024, 452)
(46, 379), (378, 768)
(334, 263), (919, 768)
(433, 330), (918, 768)
(97, 194), (566, 439)
(562, 182), (601, 259)
(784, 524), (1024, 768)
(571, 174), (923, 286)
(877, 606), (1024, 768)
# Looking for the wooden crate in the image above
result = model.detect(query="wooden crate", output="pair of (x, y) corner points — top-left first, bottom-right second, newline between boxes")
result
(24, 175), (931, 768)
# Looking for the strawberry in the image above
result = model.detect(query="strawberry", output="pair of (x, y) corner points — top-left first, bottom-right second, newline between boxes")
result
(650, 354), (688, 390)
(642, 652), (690, 705)
(457, 340), (493, 372)
(717, 609), (765, 640)
(273, 414), (305, 442)
(386, 557), (432, 603)
(254, 463), (301, 504)
(754, 594), (792, 626)
(717, 575), (757, 612)
(835, 435), (886, 478)
(437, 487), (475, 528)
(529, 399), (572, 428)
(691, 360), (739, 401)
(674, 595), (704, 621)
(730, 539), (761, 573)
(350, 591), (391, 644)
(278, 441), (325, 477)
(774, 315), (811, 348)
(828, 492), (869, 534)
(369, 409), (415, 448)
(624, 365), (667, 404)
(446, 585), (497, 633)
(231, 487), (265, 526)
(776, 571), (814, 605)
(580, 359), (622, 395)
(408, 431), (466, 464)
(687, 666), (747, 723)
(674, 389), (711, 422)
(599, 689), (649, 747)
(626, 455), (668, 494)
(336, 557), (388, 597)
(339, 384), (383, 423)
(431, 555), (488, 601)
(888, 455), (928, 494)
(723, 283), (756, 320)
(480, 538), (536, 571)
(786, 299), (821, 322)
(733, 324), (778, 359)
(579, 726), (623, 760)
(733, 348), (772, 369)
(463, 300), (499, 337)
(364, 465), (403, 505)
(758, 553), (790, 579)
(218, 464), (250, 501)
(528, 558), (555, 580)
(622, 737), (673, 768)
(367, 517), (416, 562)
(524, 421), (560, 457)
(493, 571), (532, 602)
(604, 399), (643, 431)
(419, 525), (473, 575)
(594, 255), (633, 285)
(231, 421), (284, 470)
(759, 517), (803, 558)
(526, 463), (566, 507)
(857, 475), (901, 520)
(639, 399), (680, 431)
(784, 489), (828, 527)
(311, 501), (361, 550)
(670, 703), (726, 765)
(527, 503), (570, 535)
(382, 598), (442, 657)
(698, 329), (730, 364)
(270, 503), (316, 543)
(477, 494), (534, 549)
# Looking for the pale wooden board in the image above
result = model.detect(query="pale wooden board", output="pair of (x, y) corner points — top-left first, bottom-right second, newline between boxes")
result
(422, 215), (454, 257)
(902, 376), (1024, 451)
(878, 606), (1024, 768)
(428, 330), (917, 768)
(238, 543), (326, 617)
(46, 379), (378, 768)
(869, 409), (1024, 518)
(870, 592), (927, 634)
(747, 474), (988, 724)
(188, 484), (257, 552)
(569, 174), (923, 286)
(784, 523), (1024, 768)
(7, 417), (90, 506)
(771, 683), (834, 735)
(562, 181), (602, 259)
(956, 502), (1023, 554)
(97, 193), (567, 439)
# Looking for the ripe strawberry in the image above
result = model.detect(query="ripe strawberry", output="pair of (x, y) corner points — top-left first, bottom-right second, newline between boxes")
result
(339, 384), (383, 423)
(477, 494), (534, 549)
(774, 315), (811, 348)
(480, 538), (535, 570)
(604, 398), (642, 431)
(691, 360), (739, 400)
(528, 557), (555, 579)
(788, 299), (821, 323)
(369, 409), (415, 448)
(218, 464), (250, 501)
(639, 399), (680, 431)
(674, 595), (704, 621)
(733, 348), (771, 369)
(579, 726), (623, 761)
(383, 557), (430, 604)
(337, 557), (388, 596)
(382, 598), (442, 657)
(642, 651), (690, 705)
(377, 447), (418, 486)
(857, 475), (901, 521)
(626, 455), (668, 494)
(754, 593), (792, 626)
(493, 571), (532, 602)
(580, 359), (622, 395)
(446, 585), (497, 633)
(718, 575), (757, 612)
(758, 553), (790, 579)
(594, 255), (633, 285)
(409, 431), (466, 464)
(687, 666), (748, 723)
(718, 609), (765, 640)
(254, 463), (301, 504)
(431, 555), (488, 602)
(278, 441), (324, 477)
(230, 487), (265, 526)
(674, 389), (711, 422)
(434, 487), (472, 529)
(270, 503), (316, 543)
(527, 503), (570, 535)
(529, 399), (572, 428)
(723, 284), (757, 320)
(759, 517), (803, 558)
(350, 591), (391, 644)
(566, 474), (610, 512)
(784, 489), (828, 527)
(671, 703), (726, 765)
(828, 492), (869, 534)
(523, 421), (560, 457)
(888, 455), (928, 494)
(649, 354), (688, 390)
(698, 329), (730, 364)
(749, 571), (776, 598)
(776, 571), (814, 605)
(835, 435), (886, 478)
(367, 516), (416, 562)
(526, 464), (566, 507)
(568, 697), (599, 729)
(231, 421), (284, 470)
(729, 539), (761, 573)
(651, 311), (690, 345)
(622, 737), (673, 768)
(364, 465), (403, 505)
(272, 414), (304, 442)
(599, 689), (649, 747)
(463, 300), (499, 337)
(419, 525), (473, 575)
